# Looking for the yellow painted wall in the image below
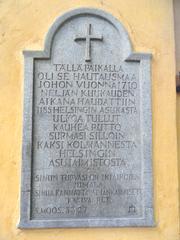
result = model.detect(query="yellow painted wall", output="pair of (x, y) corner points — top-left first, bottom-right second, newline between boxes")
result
(177, 95), (180, 215)
(0, 0), (179, 239)
(174, 0), (180, 212)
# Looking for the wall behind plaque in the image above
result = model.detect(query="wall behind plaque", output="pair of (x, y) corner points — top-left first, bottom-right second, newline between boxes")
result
(174, 0), (180, 210)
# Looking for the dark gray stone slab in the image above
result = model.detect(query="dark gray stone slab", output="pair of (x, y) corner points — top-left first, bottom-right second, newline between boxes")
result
(18, 8), (154, 228)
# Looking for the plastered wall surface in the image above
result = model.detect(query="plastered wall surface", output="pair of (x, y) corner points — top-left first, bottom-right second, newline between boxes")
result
(177, 95), (180, 214)
(174, 0), (180, 209)
(0, 0), (179, 240)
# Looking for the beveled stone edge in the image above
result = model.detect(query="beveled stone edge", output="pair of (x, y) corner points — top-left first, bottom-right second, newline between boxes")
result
(18, 216), (155, 229)
(126, 53), (152, 61)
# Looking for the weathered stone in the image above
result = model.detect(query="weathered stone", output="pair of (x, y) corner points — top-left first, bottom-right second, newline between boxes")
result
(19, 8), (154, 228)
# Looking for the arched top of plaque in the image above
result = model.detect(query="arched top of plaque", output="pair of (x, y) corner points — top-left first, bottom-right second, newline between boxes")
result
(24, 8), (152, 62)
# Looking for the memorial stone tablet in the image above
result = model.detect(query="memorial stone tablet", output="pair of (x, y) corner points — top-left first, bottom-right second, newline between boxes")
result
(19, 8), (154, 228)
